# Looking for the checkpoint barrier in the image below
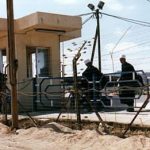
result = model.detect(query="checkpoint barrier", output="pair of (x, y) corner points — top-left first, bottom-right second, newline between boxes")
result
(103, 70), (149, 110)
(34, 70), (149, 112)
(37, 76), (109, 112)
(37, 77), (74, 110)
(78, 76), (110, 111)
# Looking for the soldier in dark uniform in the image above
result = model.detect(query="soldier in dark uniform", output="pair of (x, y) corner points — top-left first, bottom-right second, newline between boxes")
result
(82, 59), (102, 82)
(119, 55), (136, 112)
(82, 59), (108, 89)
(81, 59), (107, 110)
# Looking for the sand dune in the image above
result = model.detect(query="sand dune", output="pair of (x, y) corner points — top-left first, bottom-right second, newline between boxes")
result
(0, 122), (150, 150)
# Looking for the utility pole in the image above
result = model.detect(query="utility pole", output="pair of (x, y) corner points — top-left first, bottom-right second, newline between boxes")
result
(96, 8), (101, 72)
(88, 1), (105, 72)
(6, 0), (18, 129)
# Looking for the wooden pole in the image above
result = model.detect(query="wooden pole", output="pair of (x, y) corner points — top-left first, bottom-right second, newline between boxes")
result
(73, 41), (87, 130)
(6, 0), (18, 129)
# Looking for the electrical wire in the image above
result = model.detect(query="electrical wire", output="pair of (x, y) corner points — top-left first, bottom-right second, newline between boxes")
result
(77, 11), (150, 27)
(82, 14), (94, 25)
(77, 12), (93, 17)
(101, 12), (150, 27)
(110, 26), (132, 72)
(64, 11), (150, 74)
(102, 40), (150, 57)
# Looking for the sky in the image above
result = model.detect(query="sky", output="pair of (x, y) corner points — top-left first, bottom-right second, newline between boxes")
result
(0, 0), (150, 76)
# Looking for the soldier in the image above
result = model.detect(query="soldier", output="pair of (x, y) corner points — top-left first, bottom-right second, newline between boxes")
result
(82, 59), (102, 82)
(119, 55), (136, 112)
(82, 59), (108, 110)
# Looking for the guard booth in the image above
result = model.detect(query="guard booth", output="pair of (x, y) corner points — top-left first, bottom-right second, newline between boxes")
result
(0, 12), (82, 112)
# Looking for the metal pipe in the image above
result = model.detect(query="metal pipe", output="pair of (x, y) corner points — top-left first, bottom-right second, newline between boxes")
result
(122, 94), (150, 137)
(91, 27), (98, 64)
(96, 9), (101, 72)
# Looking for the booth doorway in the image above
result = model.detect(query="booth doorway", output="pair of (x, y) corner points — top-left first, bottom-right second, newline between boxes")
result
(26, 47), (50, 78)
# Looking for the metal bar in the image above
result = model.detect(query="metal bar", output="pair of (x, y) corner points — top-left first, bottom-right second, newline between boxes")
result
(73, 59), (81, 130)
(56, 91), (73, 122)
(96, 9), (101, 72)
(18, 101), (38, 127)
(73, 41), (87, 130)
(91, 27), (98, 64)
(6, 0), (18, 129)
(122, 94), (150, 137)
(85, 96), (109, 133)
(32, 78), (37, 111)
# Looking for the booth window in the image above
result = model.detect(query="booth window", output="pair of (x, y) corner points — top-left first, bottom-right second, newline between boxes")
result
(0, 49), (7, 74)
(26, 47), (50, 78)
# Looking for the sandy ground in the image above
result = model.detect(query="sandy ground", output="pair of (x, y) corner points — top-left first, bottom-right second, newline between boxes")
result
(0, 122), (150, 150)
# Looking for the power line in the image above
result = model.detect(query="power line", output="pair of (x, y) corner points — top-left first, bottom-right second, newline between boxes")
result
(82, 14), (94, 25)
(102, 26), (150, 44)
(77, 11), (150, 27)
(77, 12), (93, 17)
(101, 12), (150, 27)
(110, 26), (132, 72)
(102, 40), (150, 57)
(111, 26), (132, 53)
